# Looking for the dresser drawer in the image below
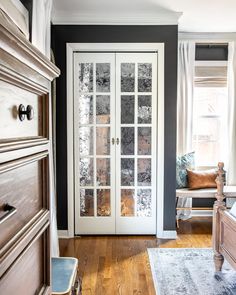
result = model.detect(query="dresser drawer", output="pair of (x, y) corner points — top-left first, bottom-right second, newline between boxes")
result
(0, 80), (48, 143)
(0, 222), (50, 295)
(0, 153), (48, 251)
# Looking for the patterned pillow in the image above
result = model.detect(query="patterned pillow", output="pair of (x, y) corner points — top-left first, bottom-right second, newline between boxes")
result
(176, 152), (195, 189)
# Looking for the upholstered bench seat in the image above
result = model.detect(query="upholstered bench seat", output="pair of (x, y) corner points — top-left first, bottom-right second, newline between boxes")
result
(176, 186), (236, 227)
(176, 185), (236, 200)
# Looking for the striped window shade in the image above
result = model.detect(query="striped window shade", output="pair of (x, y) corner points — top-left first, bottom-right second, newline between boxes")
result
(195, 66), (227, 87)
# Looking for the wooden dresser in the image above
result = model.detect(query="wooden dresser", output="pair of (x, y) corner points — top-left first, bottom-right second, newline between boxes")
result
(0, 10), (60, 295)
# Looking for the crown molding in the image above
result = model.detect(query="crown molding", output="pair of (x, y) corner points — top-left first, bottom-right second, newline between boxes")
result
(0, 10), (60, 82)
(52, 11), (182, 25)
(179, 32), (236, 42)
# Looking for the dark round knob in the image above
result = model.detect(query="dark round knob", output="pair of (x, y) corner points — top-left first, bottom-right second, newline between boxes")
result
(18, 104), (34, 121)
(26, 105), (34, 120)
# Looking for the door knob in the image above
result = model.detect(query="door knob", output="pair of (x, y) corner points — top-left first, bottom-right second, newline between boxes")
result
(116, 138), (120, 145)
(18, 104), (34, 121)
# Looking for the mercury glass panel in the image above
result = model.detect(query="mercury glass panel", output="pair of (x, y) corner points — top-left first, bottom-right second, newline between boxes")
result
(137, 189), (152, 217)
(121, 95), (135, 124)
(97, 189), (111, 216)
(121, 127), (134, 155)
(138, 63), (152, 92)
(96, 159), (110, 186)
(121, 189), (135, 216)
(79, 158), (94, 186)
(138, 127), (151, 155)
(79, 127), (93, 156)
(96, 63), (110, 92)
(79, 63), (93, 92)
(96, 127), (110, 155)
(138, 95), (152, 124)
(121, 63), (135, 92)
(80, 189), (94, 216)
(121, 158), (134, 186)
(138, 159), (151, 186)
(79, 95), (93, 125)
(96, 95), (110, 124)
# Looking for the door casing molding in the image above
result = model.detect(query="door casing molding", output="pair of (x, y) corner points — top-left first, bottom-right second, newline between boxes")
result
(66, 43), (175, 238)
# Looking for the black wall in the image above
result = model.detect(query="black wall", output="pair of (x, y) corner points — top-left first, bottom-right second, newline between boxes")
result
(51, 25), (178, 231)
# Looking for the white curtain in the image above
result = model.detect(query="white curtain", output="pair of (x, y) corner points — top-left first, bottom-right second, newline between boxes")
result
(49, 86), (59, 257)
(227, 42), (236, 186)
(32, 0), (59, 257)
(177, 41), (196, 220)
(32, 0), (52, 58)
(50, 50), (59, 257)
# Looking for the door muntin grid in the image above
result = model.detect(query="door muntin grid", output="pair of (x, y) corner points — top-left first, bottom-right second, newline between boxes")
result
(117, 54), (156, 222)
(76, 54), (115, 220)
(74, 52), (157, 234)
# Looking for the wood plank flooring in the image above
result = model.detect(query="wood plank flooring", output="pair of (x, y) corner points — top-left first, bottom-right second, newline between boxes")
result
(59, 217), (212, 295)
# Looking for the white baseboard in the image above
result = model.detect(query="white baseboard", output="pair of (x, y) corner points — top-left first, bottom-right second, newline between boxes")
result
(58, 230), (69, 239)
(59, 229), (177, 239)
(157, 230), (177, 239)
(191, 210), (213, 217)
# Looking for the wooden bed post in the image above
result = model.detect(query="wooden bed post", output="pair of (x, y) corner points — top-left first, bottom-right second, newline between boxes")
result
(213, 162), (226, 271)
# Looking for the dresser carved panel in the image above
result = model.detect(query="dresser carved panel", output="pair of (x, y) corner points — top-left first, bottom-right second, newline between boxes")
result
(0, 10), (60, 294)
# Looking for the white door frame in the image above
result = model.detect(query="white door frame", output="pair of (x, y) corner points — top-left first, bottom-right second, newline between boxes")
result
(66, 43), (175, 239)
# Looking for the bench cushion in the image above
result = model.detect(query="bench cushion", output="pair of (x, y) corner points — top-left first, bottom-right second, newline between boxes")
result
(176, 186), (236, 198)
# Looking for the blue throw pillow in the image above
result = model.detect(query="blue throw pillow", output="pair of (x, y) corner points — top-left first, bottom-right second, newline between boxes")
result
(176, 152), (195, 188)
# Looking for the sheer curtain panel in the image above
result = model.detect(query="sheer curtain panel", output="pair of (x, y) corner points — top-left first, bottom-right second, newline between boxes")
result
(177, 41), (196, 220)
(32, 0), (52, 58)
(227, 42), (236, 185)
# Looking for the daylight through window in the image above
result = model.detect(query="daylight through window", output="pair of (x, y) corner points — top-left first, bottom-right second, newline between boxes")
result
(193, 63), (228, 166)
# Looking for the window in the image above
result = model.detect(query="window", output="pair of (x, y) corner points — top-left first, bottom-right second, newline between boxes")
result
(193, 62), (228, 167)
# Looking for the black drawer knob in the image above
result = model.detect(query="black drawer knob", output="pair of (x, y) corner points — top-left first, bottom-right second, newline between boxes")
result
(18, 104), (34, 121)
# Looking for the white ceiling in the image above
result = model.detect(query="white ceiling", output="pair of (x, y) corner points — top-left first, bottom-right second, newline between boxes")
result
(52, 0), (236, 32)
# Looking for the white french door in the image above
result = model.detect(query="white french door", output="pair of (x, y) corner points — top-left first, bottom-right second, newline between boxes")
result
(74, 53), (116, 234)
(74, 52), (157, 234)
(115, 53), (157, 234)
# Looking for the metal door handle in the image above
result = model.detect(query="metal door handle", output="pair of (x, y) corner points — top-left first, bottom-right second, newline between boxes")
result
(116, 138), (119, 145)
(0, 204), (17, 225)
(111, 138), (115, 145)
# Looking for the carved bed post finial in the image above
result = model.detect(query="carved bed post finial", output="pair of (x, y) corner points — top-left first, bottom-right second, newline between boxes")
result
(215, 162), (226, 204)
(213, 162), (226, 271)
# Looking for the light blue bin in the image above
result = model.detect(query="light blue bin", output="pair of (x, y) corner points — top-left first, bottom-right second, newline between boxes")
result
(52, 257), (79, 295)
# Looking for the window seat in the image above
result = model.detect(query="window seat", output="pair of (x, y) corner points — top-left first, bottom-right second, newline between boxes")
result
(176, 186), (236, 199)
(176, 186), (236, 227)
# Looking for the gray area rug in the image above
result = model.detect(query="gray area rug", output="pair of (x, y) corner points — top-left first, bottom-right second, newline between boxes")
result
(148, 248), (236, 295)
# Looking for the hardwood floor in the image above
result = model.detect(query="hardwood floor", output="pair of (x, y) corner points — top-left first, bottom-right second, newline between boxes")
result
(59, 217), (212, 295)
